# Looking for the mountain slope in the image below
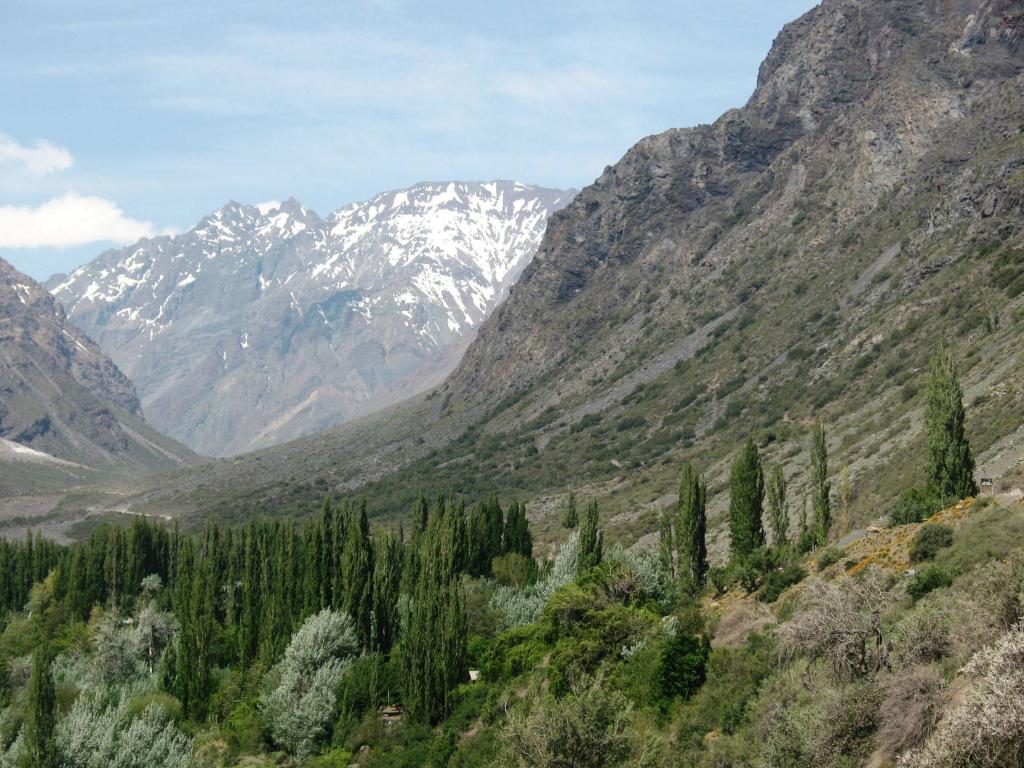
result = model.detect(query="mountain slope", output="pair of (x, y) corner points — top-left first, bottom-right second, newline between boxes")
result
(0, 257), (197, 494)
(50, 181), (574, 456)
(111, 0), (1024, 539)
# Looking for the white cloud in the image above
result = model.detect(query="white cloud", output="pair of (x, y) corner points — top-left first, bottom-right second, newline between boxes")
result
(0, 193), (174, 249)
(0, 134), (74, 175)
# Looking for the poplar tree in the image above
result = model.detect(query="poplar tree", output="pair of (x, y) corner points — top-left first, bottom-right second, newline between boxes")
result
(729, 437), (765, 559)
(766, 465), (789, 549)
(924, 348), (978, 500)
(811, 419), (832, 546)
(372, 531), (403, 653)
(578, 499), (604, 571)
(562, 489), (579, 529)
(503, 502), (533, 557)
(342, 502), (374, 650)
(24, 646), (55, 768)
(658, 510), (675, 580)
(677, 463), (708, 589)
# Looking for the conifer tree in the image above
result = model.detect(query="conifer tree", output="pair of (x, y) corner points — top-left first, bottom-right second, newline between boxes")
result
(578, 499), (604, 571)
(811, 419), (832, 546)
(924, 348), (978, 500)
(766, 465), (789, 549)
(561, 489), (579, 529)
(677, 463), (708, 589)
(729, 438), (765, 559)
(24, 646), (55, 768)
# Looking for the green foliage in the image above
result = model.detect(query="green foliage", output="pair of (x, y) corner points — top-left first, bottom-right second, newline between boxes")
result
(907, 565), (954, 602)
(890, 485), (944, 526)
(561, 489), (579, 529)
(677, 463), (708, 589)
(491, 553), (537, 587)
(729, 438), (765, 559)
(578, 500), (604, 572)
(816, 547), (844, 571)
(766, 464), (789, 549)
(909, 523), (954, 563)
(758, 564), (806, 603)
(657, 631), (711, 704)
(25, 646), (56, 768)
(924, 348), (978, 500)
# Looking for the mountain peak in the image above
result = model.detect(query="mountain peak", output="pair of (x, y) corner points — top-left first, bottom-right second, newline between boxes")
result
(52, 181), (575, 456)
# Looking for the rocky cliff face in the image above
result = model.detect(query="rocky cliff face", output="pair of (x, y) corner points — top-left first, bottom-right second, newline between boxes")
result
(0, 257), (196, 478)
(51, 181), (573, 456)
(446, 0), (1024, 408)
(110, 0), (1024, 533)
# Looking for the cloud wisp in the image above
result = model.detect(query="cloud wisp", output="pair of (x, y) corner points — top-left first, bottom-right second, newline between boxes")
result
(0, 193), (173, 249)
(0, 133), (74, 175)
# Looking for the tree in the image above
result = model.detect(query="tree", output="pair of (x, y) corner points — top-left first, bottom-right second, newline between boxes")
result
(766, 464), (789, 549)
(658, 510), (675, 581)
(729, 438), (765, 559)
(24, 646), (55, 768)
(924, 348), (978, 500)
(260, 610), (359, 759)
(503, 502), (533, 558)
(578, 500), (604, 571)
(811, 418), (832, 546)
(677, 463), (708, 589)
(561, 489), (579, 529)
(341, 502), (374, 650)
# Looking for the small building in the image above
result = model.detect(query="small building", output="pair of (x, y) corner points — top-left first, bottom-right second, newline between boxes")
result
(980, 478), (994, 495)
(379, 704), (403, 726)
(468, 670), (481, 682)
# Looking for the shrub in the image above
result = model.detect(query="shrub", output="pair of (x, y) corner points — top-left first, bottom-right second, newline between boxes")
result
(758, 565), (806, 603)
(54, 693), (192, 768)
(491, 553), (537, 587)
(878, 665), (943, 757)
(909, 524), (954, 563)
(890, 486), (944, 526)
(657, 632), (711, 704)
(900, 625), (1024, 767)
(907, 566), (954, 603)
(501, 677), (633, 768)
(816, 547), (844, 571)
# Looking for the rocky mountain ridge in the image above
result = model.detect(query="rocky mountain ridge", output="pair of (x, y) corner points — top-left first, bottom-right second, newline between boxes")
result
(50, 181), (574, 456)
(0, 257), (197, 494)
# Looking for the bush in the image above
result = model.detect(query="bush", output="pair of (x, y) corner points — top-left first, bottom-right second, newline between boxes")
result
(907, 566), (954, 603)
(491, 553), (537, 587)
(909, 524), (954, 563)
(878, 666), (943, 757)
(816, 548), (844, 571)
(890, 486), (944, 526)
(900, 625), (1024, 767)
(657, 632), (711, 705)
(758, 565), (806, 603)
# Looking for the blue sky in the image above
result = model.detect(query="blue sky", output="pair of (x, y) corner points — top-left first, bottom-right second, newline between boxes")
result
(1, 0), (817, 281)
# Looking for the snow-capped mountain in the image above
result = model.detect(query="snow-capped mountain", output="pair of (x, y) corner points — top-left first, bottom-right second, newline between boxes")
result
(50, 181), (575, 456)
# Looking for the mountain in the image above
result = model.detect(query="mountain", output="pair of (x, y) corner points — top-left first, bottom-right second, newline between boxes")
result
(0, 257), (197, 494)
(84, 0), (1024, 540)
(50, 181), (574, 457)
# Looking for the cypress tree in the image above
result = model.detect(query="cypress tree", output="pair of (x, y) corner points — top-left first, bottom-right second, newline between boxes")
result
(677, 463), (708, 589)
(729, 437), (765, 559)
(811, 419), (831, 546)
(24, 646), (55, 768)
(578, 499), (603, 571)
(924, 348), (978, 500)
(561, 489), (579, 529)
(766, 464), (789, 549)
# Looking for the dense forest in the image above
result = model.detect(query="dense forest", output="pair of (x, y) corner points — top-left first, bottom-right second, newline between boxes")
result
(0, 350), (1020, 767)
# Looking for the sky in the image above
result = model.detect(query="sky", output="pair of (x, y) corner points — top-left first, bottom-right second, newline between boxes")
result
(1, 0), (818, 281)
